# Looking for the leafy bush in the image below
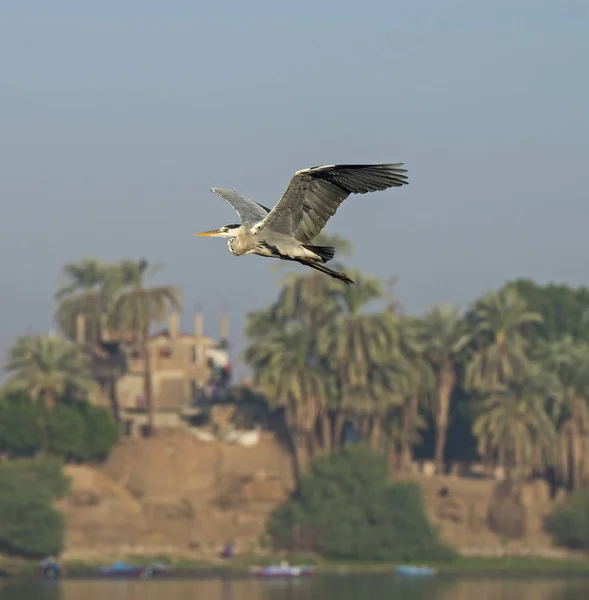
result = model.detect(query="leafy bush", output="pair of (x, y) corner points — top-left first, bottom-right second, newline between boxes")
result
(0, 391), (118, 463)
(546, 487), (589, 549)
(77, 402), (119, 461)
(0, 455), (71, 499)
(48, 401), (119, 463)
(266, 445), (454, 561)
(0, 459), (66, 557)
(487, 479), (527, 539)
(48, 403), (86, 461)
(0, 392), (44, 457)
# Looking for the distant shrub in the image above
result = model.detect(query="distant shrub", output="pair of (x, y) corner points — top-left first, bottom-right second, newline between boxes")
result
(266, 445), (454, 562)
(48, 400), (119, 463)
(546, 487), (589, 550)
(77, 402), (119, 462)
(0, 391), (118, 463)
(0, 455), (71, 499)
(0, 392), (44, 457)
(487, 480), (527, 539)
(0, 458), (67, 557)
(48, 403), (86, 461)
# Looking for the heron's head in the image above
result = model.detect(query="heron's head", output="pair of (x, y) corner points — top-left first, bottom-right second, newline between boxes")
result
(194, 224), (240, 239)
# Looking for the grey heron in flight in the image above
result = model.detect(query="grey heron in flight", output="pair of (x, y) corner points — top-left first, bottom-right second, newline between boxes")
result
(194, 163), (408, 285)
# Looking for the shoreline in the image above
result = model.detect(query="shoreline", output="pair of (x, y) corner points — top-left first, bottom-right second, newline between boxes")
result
(4, 555), (589, 579)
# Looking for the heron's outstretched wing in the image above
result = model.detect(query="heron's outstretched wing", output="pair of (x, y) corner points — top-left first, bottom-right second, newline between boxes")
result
(254, 164), (408, 243)
(211, 188), (271, 224)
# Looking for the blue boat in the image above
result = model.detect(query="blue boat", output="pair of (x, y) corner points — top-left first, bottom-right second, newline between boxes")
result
(98, 561), (172, 579)
(394, 564), (437, 578)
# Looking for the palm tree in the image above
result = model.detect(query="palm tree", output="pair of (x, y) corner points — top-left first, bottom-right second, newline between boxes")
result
(396, 316), (435, 471)
(3, 334), (96, 410)
(363, 357), (407, 453)
(108, 259), (182, 435)
(54, 258), (129, 425)
(273, 270), (342, 332)
(419, 304), (470, 474)
(472, 365), (558, 485)
(465, 288), (542, 392)
(317, 272), (397, 447)
(535, 337), (589, 489)
(55, 258), (109, 343)
(244, 324), (333, 473)
(244, 305), (285, 339)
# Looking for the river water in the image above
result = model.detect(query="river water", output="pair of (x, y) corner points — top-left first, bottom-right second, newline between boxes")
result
(1, 575), (589, 600)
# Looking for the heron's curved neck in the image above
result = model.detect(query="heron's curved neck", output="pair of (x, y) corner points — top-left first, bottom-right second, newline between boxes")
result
(227, 238), (238, 256)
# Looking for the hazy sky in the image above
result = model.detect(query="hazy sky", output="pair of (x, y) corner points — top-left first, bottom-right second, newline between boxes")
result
(1, 0), (588, 377)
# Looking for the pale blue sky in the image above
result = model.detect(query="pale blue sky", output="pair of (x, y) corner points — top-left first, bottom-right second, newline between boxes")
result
(1, 0), (588, 377)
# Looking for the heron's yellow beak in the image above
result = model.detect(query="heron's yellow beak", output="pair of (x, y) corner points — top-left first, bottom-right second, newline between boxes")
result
(194, 229), (221, 237)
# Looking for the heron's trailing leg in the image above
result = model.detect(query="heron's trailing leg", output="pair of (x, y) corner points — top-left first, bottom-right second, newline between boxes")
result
(297, 258), (354, 285)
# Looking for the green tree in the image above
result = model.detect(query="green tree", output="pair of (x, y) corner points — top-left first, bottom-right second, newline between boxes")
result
(395, 317), (434, 471)
(0, 459), (67, 557)
(471, 365), (557, 484)
(317, 272), (396, 448)
(3, 335), (96, 411)
(55, 258), (110, 343)
(245, 324), (332, 472)
(465, 288), (542, 392)
(78, 402), (120, 461)
(266, 445), (453, 561)
(0, 392), (44, 458)
(1, 455), (71, 499)
(419, 305), (469, 474)
(535, 337), (589, 489)
(546, 486), (589, 550)
(48, 403), (86, 461)
(505, 279), (589, 343)
(108, 259), (182, 435)
(54, 257), (130, 425)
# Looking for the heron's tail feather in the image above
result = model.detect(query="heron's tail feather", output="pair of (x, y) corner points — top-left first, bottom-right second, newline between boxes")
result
(301, 244), (335, 263)
(298, 258), (354, 285)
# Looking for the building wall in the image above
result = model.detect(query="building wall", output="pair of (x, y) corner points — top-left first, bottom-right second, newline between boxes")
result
(116, 311), (231, 413)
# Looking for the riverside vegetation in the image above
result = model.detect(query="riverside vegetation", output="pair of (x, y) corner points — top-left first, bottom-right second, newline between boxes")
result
(2, 237), (589, 562)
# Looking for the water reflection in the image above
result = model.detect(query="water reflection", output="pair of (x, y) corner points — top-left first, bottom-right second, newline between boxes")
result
(437, 579), (589, 600)
(0, 575), (588, 600)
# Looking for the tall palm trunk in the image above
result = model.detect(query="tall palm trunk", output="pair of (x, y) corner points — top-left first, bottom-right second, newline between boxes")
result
(369, 416), (382, 452)
(387, 437), (397, 472)
(320, 412), (332, 452)
(434, 360), (455, 474)
(287, 426), (304, 487)
(40, 389), (57, 454)
(285, 403), (306, 481)
(109, 376), (121, 425)
(571, 400), (583, 490)
(43, 389), (57, 412)
(141, 329), (155, 436)
(400, 395), (417, 472)
(306, 431), (318, 459)
(359, 415), (370, 441)
(334, 411), (345, 448)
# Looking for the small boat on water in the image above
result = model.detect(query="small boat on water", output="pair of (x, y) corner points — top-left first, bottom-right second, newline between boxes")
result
(249, 561), (315, 578)
(394, 564), (437, 578)
(40, 557), (61, 580)
(98, 561), (172, 579)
